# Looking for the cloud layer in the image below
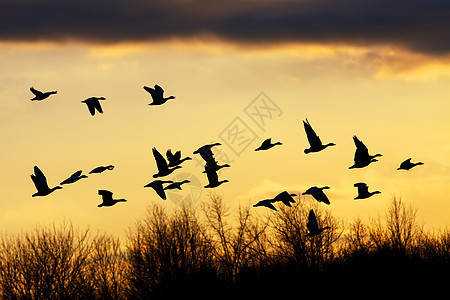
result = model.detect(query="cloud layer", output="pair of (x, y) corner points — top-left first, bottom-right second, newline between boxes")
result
(1, 0), (449, 54)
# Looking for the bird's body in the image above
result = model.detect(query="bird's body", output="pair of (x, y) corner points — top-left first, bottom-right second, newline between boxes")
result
(89, 165), (115, 174)
(398, 158), (424, 171)
(166, 149), (192, 167)
(144, 180), (174, 200)
(144, 84), (175, 106)
(97, 190), (127, 207)
(349, 136), (382, 169)
(202, 160), (230, 174)
(193, 143), (222, 163)
(306, 209), (331, 237)
(31, 166), (62, 197)
(354, 182), (381, 200)
(152, 148), (181, 178)
(302, 186), (331, 205)
(255, 138), (282, 151)
(81, 97), (106, 116)
(164, 180), (190, 190)
(303, 118), (335, 154)
(30, 87), (57, 101)
(60, 170), (88, 185)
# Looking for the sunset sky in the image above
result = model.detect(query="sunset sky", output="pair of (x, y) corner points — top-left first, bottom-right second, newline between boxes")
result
(0, 0), (449, 238)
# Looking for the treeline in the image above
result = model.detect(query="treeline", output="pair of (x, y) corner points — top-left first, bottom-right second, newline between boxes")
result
(0, 196), (448, 299)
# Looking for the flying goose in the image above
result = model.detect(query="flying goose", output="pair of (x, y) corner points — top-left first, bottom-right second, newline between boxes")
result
(166, 149), (192, 167)
(273, 191), (297, 207)
(164, 180), (190, 190)
(30, 87), (57, 101)
(143, 84), (175, 106)
(253, 199), (277, 211)
(81, 97), (106, 116)
(303, 118), (335, 154)
(302, 186), (331, 205)
(31, 166), (62, 197)
(204, 169), (229, 188)
(255, 138), (282, 151)
(306, 209), (331, 237)
(89, 165), (115, 174)
(152, 148), (181, 178)
(354, 182), (381, 200)
(397, 158), (424, 171)
(144, 180), (174, 200)
(193, 142), (222, 163)
(60, 170), (88, 185)
(97, 190), (127, 207)
(349, 136), (382, 169)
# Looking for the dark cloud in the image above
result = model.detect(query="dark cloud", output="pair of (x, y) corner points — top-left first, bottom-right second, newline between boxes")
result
(0, 0), (449, 54)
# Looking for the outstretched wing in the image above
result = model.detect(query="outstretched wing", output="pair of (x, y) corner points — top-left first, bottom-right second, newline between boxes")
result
(152, 148), (169, 173)
(30, 87), (43, 97)
(354, 182), (369, 194)
(93, 100), (103, 114)
(32, 166), (49, 190)
(353, 136), (369, 162)
(98, 189), (113, 201)
(206, 169), (219, 185)
(143, 86), (158, 99)
(303, 119), (322, 147)
(154, 85), (165, 98)
(307, 209), (319, 232)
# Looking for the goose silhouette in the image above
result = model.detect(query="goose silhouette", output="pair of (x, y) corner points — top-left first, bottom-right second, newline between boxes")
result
(97, 190), (127, 207)
(193, 143), (222, 163)
(397, 158), (424, 170)
(349, 135), (382, 169)
(30, 87), (57, 101)
(166, 149), (192, 167)
(164, 180), (190, 190)
(253, 191), (296, 211)
(354, 182), (381, 200)
(255, 138), (282, 151)
(204, 169), (229, 188)
(144, 180), (174, 200)
(306, 209), (331, 237)
(253, 199), (277, 211)
(302, 186), (331, 205)
(143, 84), (175, 105)
(31, 166), (62, 197)
(60, 170), (88, 185)
(81, 97), (106, 116)
(152, 148), (181, 178)
(303, 118), (335, 154)
(89, 165), (115, 174)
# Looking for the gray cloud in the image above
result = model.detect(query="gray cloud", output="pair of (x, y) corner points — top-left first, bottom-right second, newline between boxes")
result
(0, 0), (449, 54)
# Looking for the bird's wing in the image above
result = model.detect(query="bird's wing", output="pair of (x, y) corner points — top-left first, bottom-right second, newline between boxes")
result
(307, 209), (319, 231)
(93, 99), (103, 114)
(166, 149), (174, 161)
(206, 169), (219, 184)
(33, 166), (49, 189)
(98, 190), (113, 201)
(353, 136), (369, 162)
(356, 183), (369, 194)
(71, 170), (83, 178)
(152, 148), (168, 172)
(318, 190), (330, 204)
(143, 86), (158, 99)
(31, 174), (47, 191)
(173, 150), (181, 161)
(84, 101), (96, 116)
(30, 87), (43, 97)
(303, 119), (322, 146)
(154, 85), (164, 98)
(152, 181), (167, 200)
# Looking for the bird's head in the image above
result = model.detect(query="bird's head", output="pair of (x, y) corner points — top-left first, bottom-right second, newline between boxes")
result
(321, 186), (330, 190)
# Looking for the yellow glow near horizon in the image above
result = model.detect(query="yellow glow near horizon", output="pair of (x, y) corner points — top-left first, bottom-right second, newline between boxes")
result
(0, 40), (449, 239)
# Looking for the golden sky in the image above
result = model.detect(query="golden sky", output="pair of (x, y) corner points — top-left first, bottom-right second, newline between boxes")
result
(0, 0), (449, 238)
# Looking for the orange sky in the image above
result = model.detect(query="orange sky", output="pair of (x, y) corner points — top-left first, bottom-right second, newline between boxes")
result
(0, 40), (449, 239)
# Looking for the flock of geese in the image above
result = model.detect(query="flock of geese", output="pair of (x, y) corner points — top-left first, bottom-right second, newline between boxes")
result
(29, 86), (424, 237)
